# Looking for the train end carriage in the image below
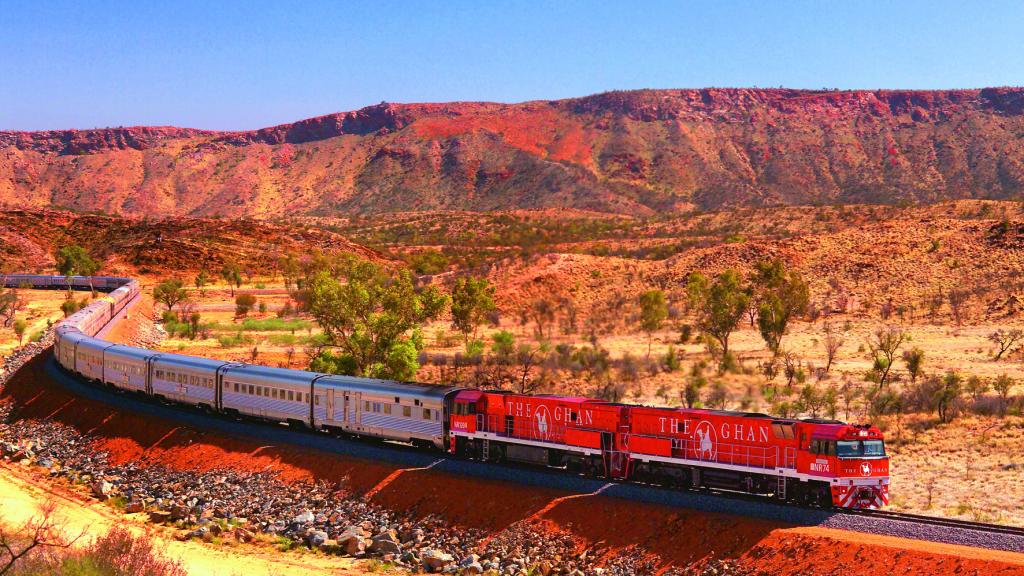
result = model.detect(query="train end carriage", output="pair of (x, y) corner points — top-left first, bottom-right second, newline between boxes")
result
(220, 364), (319, 427)
(450, 392), (630, 475)
(102, 345), (156, 393)
(150, 353), (224, 409)
(315, 376), (455, 449)
(795, 421), (889, 509)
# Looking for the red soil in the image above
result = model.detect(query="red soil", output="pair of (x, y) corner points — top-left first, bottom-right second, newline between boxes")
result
(3, 352), (1023, 574)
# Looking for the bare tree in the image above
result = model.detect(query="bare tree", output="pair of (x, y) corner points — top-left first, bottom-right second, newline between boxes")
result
(0, 288), (26, 328)
(1, 502), (84, 574)
(988, 328), (1024, 361)
(867, 326), (906, 389)
(822, 322), (844, 374)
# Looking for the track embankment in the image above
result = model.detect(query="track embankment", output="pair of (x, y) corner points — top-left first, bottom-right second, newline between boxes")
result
(3, 349), (1024, 575)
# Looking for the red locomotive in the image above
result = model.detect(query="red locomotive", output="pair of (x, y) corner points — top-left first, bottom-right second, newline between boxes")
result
(450, 391), (888, 509)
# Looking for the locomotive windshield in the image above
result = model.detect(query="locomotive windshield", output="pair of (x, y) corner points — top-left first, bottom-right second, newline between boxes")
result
(836, 439), (886, 458)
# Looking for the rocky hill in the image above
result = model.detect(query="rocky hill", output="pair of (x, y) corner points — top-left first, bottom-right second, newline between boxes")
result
(0, 209), (383, 275)
(2, 88), (1024, 217)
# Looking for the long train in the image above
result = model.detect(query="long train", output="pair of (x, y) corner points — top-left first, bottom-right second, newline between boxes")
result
(4, 274), (889, 509)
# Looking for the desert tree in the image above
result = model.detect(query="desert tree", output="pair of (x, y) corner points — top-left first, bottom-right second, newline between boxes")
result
(13, 319), (27, 345)
(782, 351), (804, 390)
(839, 380), (860, 421)
(450, 276), (496, 344)
(639, 289), (668, 359)
(821, 321), (844, 374)
(515, 342), (550, 394)
(936, 371), (963, 423)
(753, 260), (810, 355)
(234, 293), (257, 317)
(0, 288), (25, 328)
(686, 269), (749, 361)
(54, 244), (99, 293)
(988, 328), (1023, 361)
(902, 347), (925, 384)
(965, 375), (990, 402)
(866, 325), (906, 389)
(220, 262), (243, 296)
(153, 278), (187, 313)
(525, 297), (557, 341)
(194, 269), (210, 296)
(992, 374), (1014, 417)
(307, 256), (447, 380)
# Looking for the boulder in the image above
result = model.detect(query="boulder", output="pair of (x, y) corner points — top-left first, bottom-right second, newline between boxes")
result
(291, 510), (314, 524)
(91, 479), (114, 500)
(124, 500), (145, 513)
(148, 510), (172, 524)
(306, 530), (329, 548)
(370, 533), (402, 555)
(421, 549), (454, 571)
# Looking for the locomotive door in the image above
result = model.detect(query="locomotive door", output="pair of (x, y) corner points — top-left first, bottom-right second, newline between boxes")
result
(601, 431), (630, 480)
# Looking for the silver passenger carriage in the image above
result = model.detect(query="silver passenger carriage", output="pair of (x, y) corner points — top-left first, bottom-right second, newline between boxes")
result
(220, 364), (320, 426)
(150, 353), (225, 408)
(74, 336), (114, 381)
(314, 376), (457, 449)
(102, 345), (155, 393)
(54, 327), (87, 371)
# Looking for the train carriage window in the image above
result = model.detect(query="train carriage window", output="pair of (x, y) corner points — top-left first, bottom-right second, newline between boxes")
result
(365, 401), (370, 411)
(423, 408), (432, 420)
(314, 395), (320, 406)
(233, 382), (239, 392)
(248, 385), (255, 395)
(383, 404), (391, 415)
(403, 406), (411, 418)
(271, 389), (277, 399)
(287, 391), (294, 401)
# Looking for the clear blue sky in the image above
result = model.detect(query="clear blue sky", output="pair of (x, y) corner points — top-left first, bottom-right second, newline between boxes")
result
(2, 1), (1022, 131)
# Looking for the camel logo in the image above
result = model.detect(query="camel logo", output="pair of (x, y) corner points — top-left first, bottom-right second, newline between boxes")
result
(535, 405), (551, 440)
(694, 420), (717, 460)
(861, 462), (872, 477)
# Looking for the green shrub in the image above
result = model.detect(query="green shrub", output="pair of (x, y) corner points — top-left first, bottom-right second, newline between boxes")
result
(218, 332), (253, 348)
(240, 318), (311, 331)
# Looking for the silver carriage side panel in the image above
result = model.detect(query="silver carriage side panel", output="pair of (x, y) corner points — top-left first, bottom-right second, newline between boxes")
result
(220, 365), (317, 423)
(315, 376), (453, 446)
(102, 345), (154, 392)
(55, 328), (86, 370)
(150, 354), (223, 406)
(74, 337), (112, 381)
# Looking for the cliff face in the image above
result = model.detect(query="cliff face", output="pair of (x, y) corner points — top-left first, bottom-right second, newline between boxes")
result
(2, 88), (1024, 217)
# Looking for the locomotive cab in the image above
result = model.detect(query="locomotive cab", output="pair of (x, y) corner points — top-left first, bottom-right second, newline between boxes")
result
(798, 422), (890, 508)
(449, 389), (483, 441)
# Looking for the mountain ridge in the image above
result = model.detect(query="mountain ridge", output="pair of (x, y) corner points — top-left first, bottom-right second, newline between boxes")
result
(3, 87), (1024, 217)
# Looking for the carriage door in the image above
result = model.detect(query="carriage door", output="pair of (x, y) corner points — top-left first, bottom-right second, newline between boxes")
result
(343, 394), (350, 424)
(355, 392), (362, 428)
(326, 389), (335, 422)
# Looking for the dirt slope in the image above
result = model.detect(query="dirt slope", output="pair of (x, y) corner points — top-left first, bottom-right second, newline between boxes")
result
(3, 88), (1024, 217)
